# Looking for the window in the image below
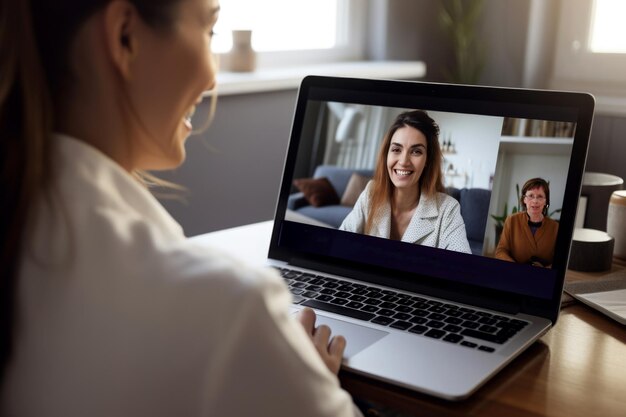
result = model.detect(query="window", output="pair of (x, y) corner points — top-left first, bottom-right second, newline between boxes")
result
(213, 0), (365, 68)
(551, 0), (626, 107)
(589, 0), (626, 53)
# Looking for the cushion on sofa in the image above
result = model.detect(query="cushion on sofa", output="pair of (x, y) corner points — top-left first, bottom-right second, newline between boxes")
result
(293, 177), (340, 207)
(341, 173), (370, 206)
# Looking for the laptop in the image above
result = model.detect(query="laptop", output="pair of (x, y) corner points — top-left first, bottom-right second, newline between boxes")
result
(267, 76), (594, 400)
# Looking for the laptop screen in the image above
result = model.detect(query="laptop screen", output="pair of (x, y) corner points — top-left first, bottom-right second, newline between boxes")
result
(270, 77), (594, 318)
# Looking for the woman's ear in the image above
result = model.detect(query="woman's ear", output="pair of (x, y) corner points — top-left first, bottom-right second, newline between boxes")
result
(103, 0), (139, 81)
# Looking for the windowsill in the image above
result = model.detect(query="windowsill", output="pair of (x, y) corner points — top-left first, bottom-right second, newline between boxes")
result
(594, 96), (626, 117)
(204, 60), (427, 97)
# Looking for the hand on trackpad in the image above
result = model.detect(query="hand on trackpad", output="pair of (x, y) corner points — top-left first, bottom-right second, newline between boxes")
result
(312, 314), (388, 359)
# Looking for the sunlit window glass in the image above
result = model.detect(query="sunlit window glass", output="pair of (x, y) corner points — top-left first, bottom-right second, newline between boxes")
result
(589, 0), (626, 53)
(213, 0), (339, 53)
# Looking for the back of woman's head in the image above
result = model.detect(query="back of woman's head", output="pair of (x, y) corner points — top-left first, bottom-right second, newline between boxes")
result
(0, 0), (181, 383)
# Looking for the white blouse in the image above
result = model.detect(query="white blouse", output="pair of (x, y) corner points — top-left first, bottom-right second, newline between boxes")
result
(2, 135), (361, 417)
(340, 181), (471, 254)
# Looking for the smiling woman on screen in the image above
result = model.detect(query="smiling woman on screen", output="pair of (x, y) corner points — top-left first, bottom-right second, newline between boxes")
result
(339, 110), (471, 254)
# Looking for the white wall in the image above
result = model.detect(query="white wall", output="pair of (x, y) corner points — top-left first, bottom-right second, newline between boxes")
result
(430, 111), (504, 189)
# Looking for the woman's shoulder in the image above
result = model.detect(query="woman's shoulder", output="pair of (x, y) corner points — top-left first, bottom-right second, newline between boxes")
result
(435, 191), (461, 209)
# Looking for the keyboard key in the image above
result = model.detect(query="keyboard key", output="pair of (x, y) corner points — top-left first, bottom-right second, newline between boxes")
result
(302, 291), (319, 298)
(377, 309), (395, 317)
(301, 299), (375, 321)
(460, 341), (477, 348)
(461, 328), (509, 344)
(462, 321), (480, 329)
(411, 309), (430, 317)
(479, 325), (498, 333)
(322, 282), (339, 289)
(379, 302), (397, 309)
(429, 306), (447, 313)
(443, 334), (463, 343)
(478, 317), (498, 326)
(424, 329), (446, 339)
(292, 282), (307, 289)
(320, 288), (335, 295)
(282, 271), (300, 279)
(445, 309), (463, 317)
(337, 285), (354, 292)
(308, 278), (325, 285)
(364, 299), (382, 306)
(346, 301), (364, 309)
(352, 288), (369, 295)
(394, 305), (413, 313)
(349, 295), (366, 302)
(427, 300), (443, 306)
(392, 312), (411, 321)
(381, 295), (399, 303)
(305, 285), (322, 292)
(444, 317), (463, 325)
(390, 321), (413, 330)
(371, 316), (394, 326)
(396, 298), (414, 306)
(409, 325), (428, 334)
(330, 298), (348, 306)
(366, 291), (383, 298)
(316, 295), (333, 302)
(428, 313), (446, 321)
(478, 346), (495, 353)
(361, 305), (379, 313)
(410, 316), (428, 324)
(443, 324), (462, 333)
(290, 288), (304, 295)
(426, 320), (445, 329)
(461, 313), (480, 321)
(334, 291), (351, 299)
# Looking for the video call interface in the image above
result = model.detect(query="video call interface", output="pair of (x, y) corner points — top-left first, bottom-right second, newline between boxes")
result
(280, 98), (578, 300)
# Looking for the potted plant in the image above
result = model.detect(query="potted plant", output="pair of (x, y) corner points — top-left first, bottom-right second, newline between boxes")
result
(438, 0), (487, 85)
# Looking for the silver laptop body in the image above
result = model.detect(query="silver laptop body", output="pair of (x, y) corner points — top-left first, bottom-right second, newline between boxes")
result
(267, 76), (594, 400)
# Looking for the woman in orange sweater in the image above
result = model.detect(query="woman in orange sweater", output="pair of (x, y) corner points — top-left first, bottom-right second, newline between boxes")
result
(495, 178), (559, 268)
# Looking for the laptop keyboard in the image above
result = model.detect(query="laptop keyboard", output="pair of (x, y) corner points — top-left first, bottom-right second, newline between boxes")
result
(277, 267), (529, 353)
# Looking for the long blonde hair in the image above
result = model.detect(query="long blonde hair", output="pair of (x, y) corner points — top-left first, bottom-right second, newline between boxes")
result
(365, 110), (445, 234)
(0, 0), (186, 381)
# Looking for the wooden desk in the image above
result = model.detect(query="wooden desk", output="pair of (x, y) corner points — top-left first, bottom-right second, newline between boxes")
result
(194, 222), (626, 417)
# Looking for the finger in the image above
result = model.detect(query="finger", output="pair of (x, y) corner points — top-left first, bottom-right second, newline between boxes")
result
(296, 307), (316, 336)
(313, 324), (331, 348)
(328, 334), (346, 358)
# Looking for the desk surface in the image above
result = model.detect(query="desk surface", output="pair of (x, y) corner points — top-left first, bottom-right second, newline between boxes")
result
(194, 221), (626, 417)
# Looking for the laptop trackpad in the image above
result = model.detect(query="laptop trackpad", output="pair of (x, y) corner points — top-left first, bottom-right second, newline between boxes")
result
(313, 315), (389, 359)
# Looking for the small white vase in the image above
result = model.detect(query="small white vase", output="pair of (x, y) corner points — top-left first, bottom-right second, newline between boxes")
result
(229, 30), (256, 72)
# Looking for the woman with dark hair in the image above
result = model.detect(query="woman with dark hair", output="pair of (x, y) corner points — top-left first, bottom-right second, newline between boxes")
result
(495, 178), (559, 267)
(339, 110), (471, 253)
(0, 1), (362, 415)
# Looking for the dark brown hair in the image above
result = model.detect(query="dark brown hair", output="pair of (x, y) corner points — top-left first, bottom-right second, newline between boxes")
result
(0, 0), (180, 382)
(520, 177), (551, 215)
(365, 110), (444, 234)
